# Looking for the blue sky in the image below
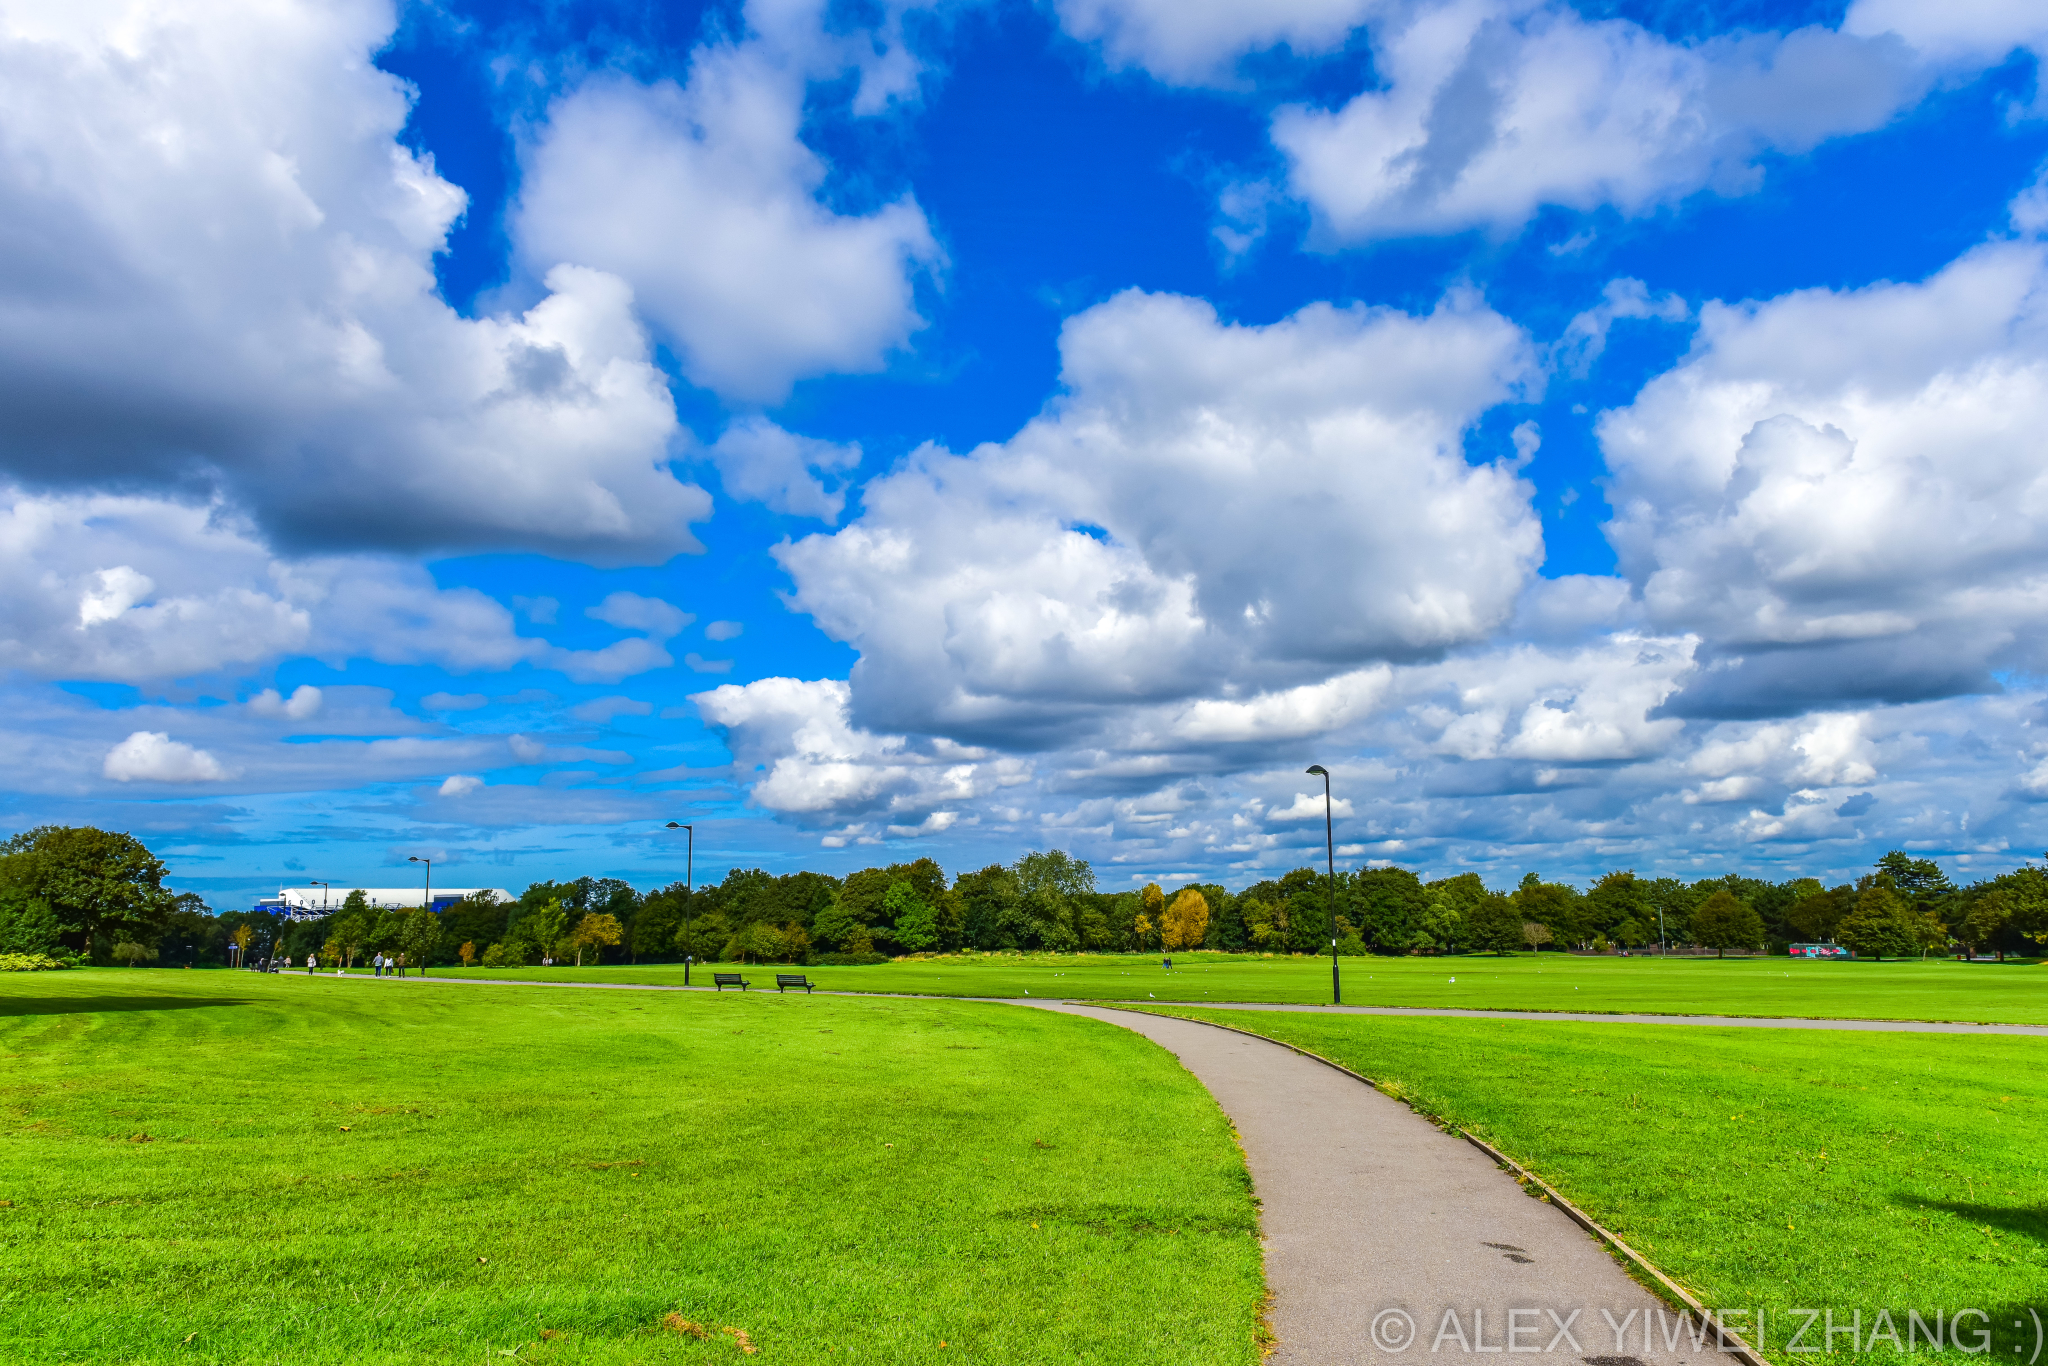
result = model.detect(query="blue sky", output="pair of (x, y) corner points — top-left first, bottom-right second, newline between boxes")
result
(4, 0), (2048, 909)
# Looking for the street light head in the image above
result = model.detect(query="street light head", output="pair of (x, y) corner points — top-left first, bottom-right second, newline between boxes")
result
(666, 821), (680, 829)
(1305, 764), (1328, 776)
(409, 855), (425, 863)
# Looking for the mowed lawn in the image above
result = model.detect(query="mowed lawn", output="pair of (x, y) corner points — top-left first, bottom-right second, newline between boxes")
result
(418, 952), (2048, 1023)
(1146, 1006), (2048, 1365)
(0, 972), (1265, 1366)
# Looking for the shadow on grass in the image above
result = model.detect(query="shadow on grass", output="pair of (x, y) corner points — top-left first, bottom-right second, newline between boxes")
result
(1903, 1196), (2048, 1245)
(0, 996), (252, 1016)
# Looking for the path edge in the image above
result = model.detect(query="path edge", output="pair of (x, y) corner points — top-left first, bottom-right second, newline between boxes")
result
(1090, 1002), (1775, 1366)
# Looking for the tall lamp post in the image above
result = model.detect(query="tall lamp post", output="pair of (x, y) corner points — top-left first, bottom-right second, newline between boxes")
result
(1305, 765), (1340, 1005)
(666, 822), (693, 984)
(309, 880), (331, 917)
(408, 856), (431, 979)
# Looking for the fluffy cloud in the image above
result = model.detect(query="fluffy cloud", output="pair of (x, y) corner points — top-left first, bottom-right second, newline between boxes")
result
(1599, 238), (2048, 716)
(1054, 0), (1373, 85)
(693, 676), (1030, 828)
(778, 287), (1542, 746)
(1267, 4), (1929, 242)
(246, 686), (322, 721)
(515, 2), (942, 403)
(706, 418), (862, 521)
(104, 731), (235, 783)
(0, 488), (684, 685)
(0, 0), (706, 563)
(1843, 0), (2048, 64)
(585, 593), (693, 638)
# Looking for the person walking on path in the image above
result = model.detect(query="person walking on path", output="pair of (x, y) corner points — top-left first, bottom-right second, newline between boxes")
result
(373, 953), (383, 978)
(306, 954), (316, 975)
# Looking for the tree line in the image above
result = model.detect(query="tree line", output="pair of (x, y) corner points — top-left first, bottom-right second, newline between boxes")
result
(3, 824), (2043, 969)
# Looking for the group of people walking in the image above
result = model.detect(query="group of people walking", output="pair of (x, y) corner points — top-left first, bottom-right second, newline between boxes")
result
(263, 952), (405, 976)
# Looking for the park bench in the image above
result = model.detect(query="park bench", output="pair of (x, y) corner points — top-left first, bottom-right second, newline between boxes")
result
(713, 973), (750, 991)
(775, 974), (814, 994)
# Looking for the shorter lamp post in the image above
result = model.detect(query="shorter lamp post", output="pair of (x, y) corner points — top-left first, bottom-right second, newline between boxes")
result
(1306, 765), (1341, 1005)
(309, 880), (331, 918)
(666, 822), (694, 984)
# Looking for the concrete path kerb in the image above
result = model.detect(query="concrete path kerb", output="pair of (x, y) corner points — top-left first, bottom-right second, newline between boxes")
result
(1018, 1000), (1726, 1366)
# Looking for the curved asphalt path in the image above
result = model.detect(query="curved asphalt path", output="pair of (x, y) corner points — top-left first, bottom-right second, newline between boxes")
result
(1020, 1001), (1722, 1366)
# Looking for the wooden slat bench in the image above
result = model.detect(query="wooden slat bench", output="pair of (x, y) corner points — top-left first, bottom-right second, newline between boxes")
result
(775, 974), (814, 994)
(713, 972), (750, 992)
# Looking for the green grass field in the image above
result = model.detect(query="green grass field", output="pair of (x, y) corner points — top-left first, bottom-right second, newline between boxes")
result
(1138, 1005), (2047, 1365)
(0, 971), (1265, 1365)
(407, 951), (2048, 1023)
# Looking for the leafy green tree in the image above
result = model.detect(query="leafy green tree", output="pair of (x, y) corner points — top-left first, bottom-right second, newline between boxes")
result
(509, 898), (569, 961)
(1789, 885), (1854, 942)
(1464, 893), (1524, 955)
(1357, 868), (1428, 952)
(674, 910), (732, 963)
(0, 826), (175, 960)
(1836, 886), (1919, 960)
(811, 896), (873, 954)
(1234, 895), (1282, 950)
(112, 939), (157, 966)
(439, 891), (511, 960)
(1413, 895), (1464, 953)
(1691, 889), (1764, 957)
(885, 881), (938, 952)
(1876, 851), (1953, 908)
(0, 896), (61, 956)
(1585, 871), (1651, 945)
(1957, 892), (2012, 961)
(399, 909), (444, 974)
(1514, 874), (1585, 948)
(632, 880), (694, 959)
(945, 864), (1017, 951)
(1076, 897), (1115, 950)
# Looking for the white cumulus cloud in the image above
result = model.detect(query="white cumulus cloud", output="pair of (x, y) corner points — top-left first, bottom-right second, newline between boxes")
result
(104, 731), (235, 783)
(1599, 236), (2048, 716)
(706, 417), (862, 522)
(515, 3), (942, 403)
(0, 0), (707, 563)
(778, 287), (1542, 747)
(1267, 5), (1929, 243)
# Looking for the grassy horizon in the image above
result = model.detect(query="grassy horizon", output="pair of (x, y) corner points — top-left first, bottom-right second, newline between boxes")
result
(0, 971), (1265, 1365)
(254, 949), (2048, 1024)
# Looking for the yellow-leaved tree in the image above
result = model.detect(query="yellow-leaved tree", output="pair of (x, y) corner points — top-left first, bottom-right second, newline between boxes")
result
(1135, 882), (1165, 950)
(569, 912), (624, 967)
(1161, 889), (1210, 951)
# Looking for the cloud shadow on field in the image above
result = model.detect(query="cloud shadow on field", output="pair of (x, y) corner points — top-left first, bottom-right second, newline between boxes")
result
(0, 995), (254, 1016)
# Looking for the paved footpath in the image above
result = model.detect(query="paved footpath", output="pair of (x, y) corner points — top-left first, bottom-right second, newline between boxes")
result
(1020, 1001), (1721, 1366)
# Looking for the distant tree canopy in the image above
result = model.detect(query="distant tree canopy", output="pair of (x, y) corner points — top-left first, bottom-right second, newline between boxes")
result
(17, 822), (2047, 969)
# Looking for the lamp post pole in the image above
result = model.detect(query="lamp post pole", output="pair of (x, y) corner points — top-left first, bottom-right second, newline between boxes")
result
(408, 856), (431, 979)
(1306, 765), (1340, 1005)
(309, 880), (331, 916)
(666, 822), (693, 984)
